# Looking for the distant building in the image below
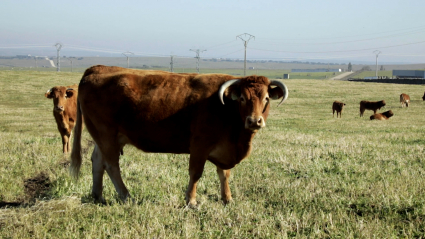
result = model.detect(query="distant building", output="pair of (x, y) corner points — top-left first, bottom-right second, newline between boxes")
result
(392, 70), (425, 79)
(291, 68), (341, 73)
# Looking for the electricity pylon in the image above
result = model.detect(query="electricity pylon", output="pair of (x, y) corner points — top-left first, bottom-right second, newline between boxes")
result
(237, 33), (255, 76)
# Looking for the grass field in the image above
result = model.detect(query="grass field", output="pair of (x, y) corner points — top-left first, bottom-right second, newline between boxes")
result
(1, 70), (425, 238)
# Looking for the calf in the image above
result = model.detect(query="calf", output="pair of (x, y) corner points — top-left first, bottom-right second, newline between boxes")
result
(400, 93), (410, 107)
(370, 110), (394, 120)
(359, 100), (386, 117)
(332, 101), (346, 118)
(45, 84), (78, 153)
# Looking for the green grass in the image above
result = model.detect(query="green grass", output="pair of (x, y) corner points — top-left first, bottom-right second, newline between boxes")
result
(1, 70), (425, 238)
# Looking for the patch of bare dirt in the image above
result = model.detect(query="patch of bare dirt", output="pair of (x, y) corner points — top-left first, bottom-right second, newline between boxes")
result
(0, 172), (51, 208)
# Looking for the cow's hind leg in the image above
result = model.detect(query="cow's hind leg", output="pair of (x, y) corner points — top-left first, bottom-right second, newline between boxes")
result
(101, 144), (130, 202)
(91, 144), (106, 203)
(92, 132), (130, 202)
(217, 167), (232, 204)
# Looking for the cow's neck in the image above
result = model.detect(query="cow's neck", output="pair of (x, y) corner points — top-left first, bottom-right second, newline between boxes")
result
(235, 129), (256, 161)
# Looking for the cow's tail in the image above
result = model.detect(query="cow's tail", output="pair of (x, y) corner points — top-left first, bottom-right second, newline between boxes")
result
(70, 100), (83, 179)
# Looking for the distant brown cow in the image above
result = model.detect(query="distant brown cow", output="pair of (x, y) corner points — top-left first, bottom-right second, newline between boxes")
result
(370, 110), (394, 120)
(400, 93), (410, 107)
(359, 100), (386, 117)
(332, 101), (346, 118)
(45, 84), (78, 153)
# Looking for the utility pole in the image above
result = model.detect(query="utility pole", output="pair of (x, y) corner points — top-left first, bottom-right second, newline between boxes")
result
(236, 33), (255, 76)
(170, 55), (174, 72)
(190, 49), (206, 73)
(34, 56), (38, 68)
(66, 57), (74, 72)
(122, 51), (134, 68)
(373, 50), (381, 78)
(55, 43), (62, 72)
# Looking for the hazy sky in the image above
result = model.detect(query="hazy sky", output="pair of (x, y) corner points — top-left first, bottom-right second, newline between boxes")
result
(1, 0), (425, 63)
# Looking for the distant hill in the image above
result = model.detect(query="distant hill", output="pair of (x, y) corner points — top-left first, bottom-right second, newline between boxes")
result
(0, 56), (424, 72)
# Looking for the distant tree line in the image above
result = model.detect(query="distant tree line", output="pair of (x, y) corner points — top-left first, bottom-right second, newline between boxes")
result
(204, 58), (346, 65)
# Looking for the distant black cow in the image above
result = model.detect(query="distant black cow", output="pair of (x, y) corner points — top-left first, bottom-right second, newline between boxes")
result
(360, 100), (386, 117)
(332, 101), (346, 118)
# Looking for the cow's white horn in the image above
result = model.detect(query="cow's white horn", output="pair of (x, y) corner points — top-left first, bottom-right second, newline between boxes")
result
(218, 79), (240, 105)
(270, 80), (288, 106)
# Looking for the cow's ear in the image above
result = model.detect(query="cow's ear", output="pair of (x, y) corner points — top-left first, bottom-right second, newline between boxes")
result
(224, 84), (240, 101)
(268, 86), (284, 100)
(45, 89), (53, 99)
(66, 89), (74, 98)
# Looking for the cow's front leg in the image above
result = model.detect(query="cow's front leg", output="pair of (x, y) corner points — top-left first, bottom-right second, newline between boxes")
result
(217, 167), (233, 204)
(61, 134), (69, 153)
(186, 154), (207, 207)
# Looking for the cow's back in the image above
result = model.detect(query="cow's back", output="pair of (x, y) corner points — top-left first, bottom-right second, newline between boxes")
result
(79, 66), (236, 153)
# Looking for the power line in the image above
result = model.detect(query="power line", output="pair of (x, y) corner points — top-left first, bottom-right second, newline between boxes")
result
(257, 28), (425, 46)
(260, 25), (425, 41)
(249, 40), (425, 54)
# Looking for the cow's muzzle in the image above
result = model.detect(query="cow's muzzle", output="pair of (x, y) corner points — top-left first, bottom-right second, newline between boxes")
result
(245, 116), (265, 130)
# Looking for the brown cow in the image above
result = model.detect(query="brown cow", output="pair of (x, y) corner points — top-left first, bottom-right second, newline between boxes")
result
(370, 110), (394, 120)
(70, 65), (288, 206)
(45, 84), (78, 153)
(332, 101), (346, 118)
(359, 100), (386, 117)
(400, 93), (410, 107)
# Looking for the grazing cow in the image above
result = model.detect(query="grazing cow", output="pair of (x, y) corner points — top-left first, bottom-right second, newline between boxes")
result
(70, 65), (288, 206)
(359, 100), (386, 117)
(45, 84), (78, 153)
(370, 110), (394, 120)
(332, 101), (346, 118)
(422, 92), (425, 101)
(400, 93), (410, 107)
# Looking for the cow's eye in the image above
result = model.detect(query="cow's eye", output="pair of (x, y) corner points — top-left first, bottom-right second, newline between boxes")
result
(240, 96), (245, 102)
